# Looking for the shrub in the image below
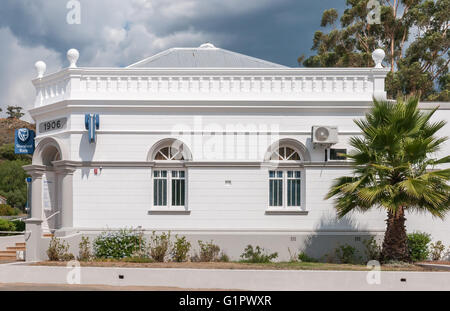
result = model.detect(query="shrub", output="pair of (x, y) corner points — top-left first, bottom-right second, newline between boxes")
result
(11, 220), (25, 232)
(0, 204), (21, 216)
(363, 237), (381, 261)
(0, 218), (15, 232)
(334, 244), (358, 264)
(407, 232), (431, 262)
(429, 240), (445, 261)
(240, 245), (278, 263)
(148, 231), (171, 262)
(78, 236), (91, 261)
(219, 252), (230, 262)
(198, 240), (220, 262)
(298, 252), (318, 263)
(171, 235), (191, 262)
(47, 237), (74, 261)
(93, 229), (146, 259)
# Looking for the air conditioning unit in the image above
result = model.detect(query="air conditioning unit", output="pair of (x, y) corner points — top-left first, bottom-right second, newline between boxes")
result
(311, 126), (339, 145)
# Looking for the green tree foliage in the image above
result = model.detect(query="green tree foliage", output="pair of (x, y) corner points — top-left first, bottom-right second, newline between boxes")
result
(0, 160), (29, 208)
(6, 106), (25, 119)
(300, 0), (449, 100)
(326, 96), (450, 262)
(0, 144), (32, 162)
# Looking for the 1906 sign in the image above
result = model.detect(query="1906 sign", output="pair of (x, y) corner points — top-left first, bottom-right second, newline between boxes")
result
(39, 117), (67, 133)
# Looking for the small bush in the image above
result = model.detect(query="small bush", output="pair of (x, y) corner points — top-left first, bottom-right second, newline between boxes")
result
(198, 240), (220, 262)
(171, 235), (191, 262)
(93, 229), (146, 259)
(47, 237), (74, 261)
(0, 204), (21, 216)
(148, 231), (171, 262)
(219, 252), (230, 262)
(0, 218), (15, 232)
(240, 245), (278, 263)
(429, 240), (445, 261)
(78, 236), (91, 261)
(298, 252), (318, 263)
(12, 220), (25, 232)
(363, 237), (381, 261)
(407, 232), (431, 262)
(334, 244), (358, 264)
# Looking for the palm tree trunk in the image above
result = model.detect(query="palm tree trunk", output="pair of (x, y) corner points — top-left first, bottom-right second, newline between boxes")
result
(381, 207), (410, 262)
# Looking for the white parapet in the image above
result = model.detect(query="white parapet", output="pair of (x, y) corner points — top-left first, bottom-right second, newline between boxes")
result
(31, 67), (389, 107)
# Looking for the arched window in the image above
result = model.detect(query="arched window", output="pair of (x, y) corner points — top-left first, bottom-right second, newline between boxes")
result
(150, 140), (191, 209)
(267, 142), (304, 209)
(269, 146), (301, 161)
(154, 146), (184, 161)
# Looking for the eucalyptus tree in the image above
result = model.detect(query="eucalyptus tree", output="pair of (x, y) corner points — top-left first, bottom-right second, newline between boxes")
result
(299, 0), (449, 101)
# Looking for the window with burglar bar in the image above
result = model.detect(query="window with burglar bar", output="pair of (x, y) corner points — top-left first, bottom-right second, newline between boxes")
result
(153, 170), (186, 207)
(269, 170), (301, 207)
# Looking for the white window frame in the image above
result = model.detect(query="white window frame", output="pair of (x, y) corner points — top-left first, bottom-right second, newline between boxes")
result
(266, 169), (306, 214)
(151, 169), (187, 212)
(326, 148), (348, 161)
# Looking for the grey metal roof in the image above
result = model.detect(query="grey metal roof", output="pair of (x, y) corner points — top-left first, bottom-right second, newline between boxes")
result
(127, 43), (287, 68)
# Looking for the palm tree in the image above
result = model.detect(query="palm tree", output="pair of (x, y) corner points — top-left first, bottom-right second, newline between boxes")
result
(326, 96), (450, 262)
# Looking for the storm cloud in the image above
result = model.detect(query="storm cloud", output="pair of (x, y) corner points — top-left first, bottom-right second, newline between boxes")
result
(0, 0), (344, 119)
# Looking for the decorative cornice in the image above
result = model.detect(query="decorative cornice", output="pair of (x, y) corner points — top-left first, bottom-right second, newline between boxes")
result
(33, 160), (354, 168)
(31, 66), (389, 108)
(22, 165), (46, 177)
(52, 160), (78, 174)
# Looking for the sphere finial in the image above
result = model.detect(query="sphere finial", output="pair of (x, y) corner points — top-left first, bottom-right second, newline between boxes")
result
(372, 49), (385, 68)
(35, 61), (47, 78)
(67, 48), (80, 68)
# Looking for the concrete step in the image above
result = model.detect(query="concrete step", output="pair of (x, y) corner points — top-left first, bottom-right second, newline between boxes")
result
(0, 251), (16, 257)
(6, 246), (25, 251)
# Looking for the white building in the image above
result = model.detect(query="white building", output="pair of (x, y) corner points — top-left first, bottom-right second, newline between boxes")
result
(23, 44), (450, 261)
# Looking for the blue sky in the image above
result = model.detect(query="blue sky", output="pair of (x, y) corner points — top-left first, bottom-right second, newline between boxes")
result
(0, 0), (346, 119)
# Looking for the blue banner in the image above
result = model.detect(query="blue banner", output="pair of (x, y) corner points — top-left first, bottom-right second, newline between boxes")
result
(14, 128), (35, 154)
(85, 113), (100, 143)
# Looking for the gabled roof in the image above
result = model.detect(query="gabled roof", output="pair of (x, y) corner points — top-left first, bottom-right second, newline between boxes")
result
(127, 43), (287, 68)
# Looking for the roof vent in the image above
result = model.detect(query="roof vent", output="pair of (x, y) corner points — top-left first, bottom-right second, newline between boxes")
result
(199, 43), (216, 49)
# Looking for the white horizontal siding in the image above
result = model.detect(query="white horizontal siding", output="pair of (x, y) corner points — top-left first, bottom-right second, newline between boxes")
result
(72, 166), (387, 232)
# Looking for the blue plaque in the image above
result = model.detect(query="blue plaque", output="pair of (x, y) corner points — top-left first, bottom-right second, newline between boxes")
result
(14, 128), (35, 154)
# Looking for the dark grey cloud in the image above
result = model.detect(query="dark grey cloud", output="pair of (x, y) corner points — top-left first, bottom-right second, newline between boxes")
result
(0, 0), (347, 119)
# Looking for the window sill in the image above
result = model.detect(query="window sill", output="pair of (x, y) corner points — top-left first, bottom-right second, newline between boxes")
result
(265, 208), (308, 215)
(148, 208), (190, 215)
